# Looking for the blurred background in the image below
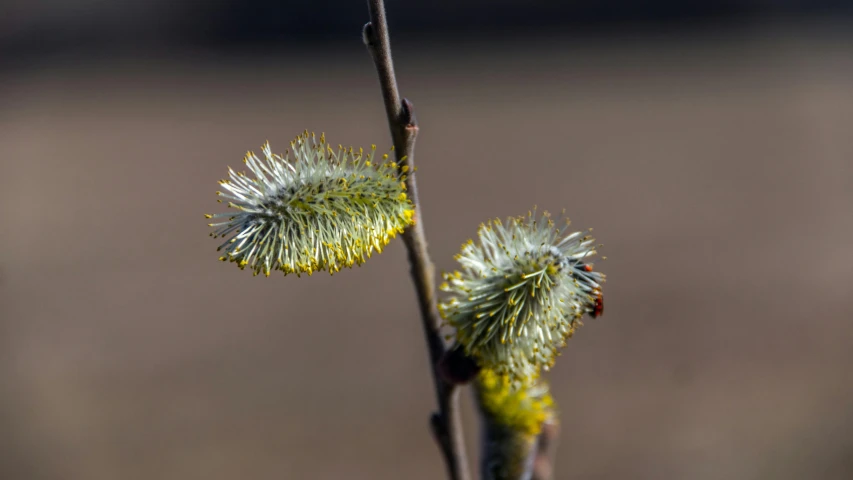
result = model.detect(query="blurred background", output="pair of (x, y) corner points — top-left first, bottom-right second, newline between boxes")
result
(2, 1), (853, 479)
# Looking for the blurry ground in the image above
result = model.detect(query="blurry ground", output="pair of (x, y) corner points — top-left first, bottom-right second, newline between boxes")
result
(2, 23), (853, 480)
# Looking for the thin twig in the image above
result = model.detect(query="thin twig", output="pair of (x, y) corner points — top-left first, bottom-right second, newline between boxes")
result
(362, 2), (470, 480)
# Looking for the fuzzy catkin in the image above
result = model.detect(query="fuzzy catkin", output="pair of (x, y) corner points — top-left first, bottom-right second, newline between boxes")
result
(477, 369), (555, 480)
(439, 209), (604, 384)
(207, 132), (414, 277)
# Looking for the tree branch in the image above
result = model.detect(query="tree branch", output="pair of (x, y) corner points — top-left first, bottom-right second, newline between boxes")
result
(362, 2), (471, 480)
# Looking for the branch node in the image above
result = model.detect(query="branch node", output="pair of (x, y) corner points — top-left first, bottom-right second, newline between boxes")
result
(439, 343), (481, 385)
(402, 98), (418, 128)
(430, 412), (444, 438)
(362, 22), (375, 47)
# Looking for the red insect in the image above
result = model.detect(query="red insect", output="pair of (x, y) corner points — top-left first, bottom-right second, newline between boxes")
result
(591, 291), (604, 318)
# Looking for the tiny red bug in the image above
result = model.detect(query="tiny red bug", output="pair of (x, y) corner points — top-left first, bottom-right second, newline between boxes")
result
(592, 291), (604, 318)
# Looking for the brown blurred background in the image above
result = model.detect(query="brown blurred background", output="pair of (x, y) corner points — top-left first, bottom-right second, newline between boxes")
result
(2, 1), (853, 479)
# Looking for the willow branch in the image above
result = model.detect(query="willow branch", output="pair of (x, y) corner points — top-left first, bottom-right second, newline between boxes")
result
(362, 2), (470, 480)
